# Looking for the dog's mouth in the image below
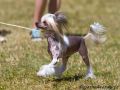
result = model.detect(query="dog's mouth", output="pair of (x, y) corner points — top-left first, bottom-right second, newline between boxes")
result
(35, 22), (54, 38)
(35, 22), (47, 30)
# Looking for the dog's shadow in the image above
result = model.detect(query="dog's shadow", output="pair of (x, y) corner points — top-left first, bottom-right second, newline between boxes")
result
(54, 74), (84, 82)
(0, 29), (11, 36)
(54, 71), (113, 82)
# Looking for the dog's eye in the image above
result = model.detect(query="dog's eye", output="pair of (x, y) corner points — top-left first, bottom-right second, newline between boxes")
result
(43, 21), (47, 26)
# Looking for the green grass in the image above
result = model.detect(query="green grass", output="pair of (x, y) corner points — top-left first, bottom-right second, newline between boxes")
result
(0, 0), (120, 90)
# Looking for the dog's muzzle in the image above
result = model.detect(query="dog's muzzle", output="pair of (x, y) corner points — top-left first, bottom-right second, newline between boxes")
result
(35, 22), (47, 30)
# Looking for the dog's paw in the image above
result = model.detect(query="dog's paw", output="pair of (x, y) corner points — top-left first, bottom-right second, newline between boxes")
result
(37, 65), (47, 77)
(84, 73), (96, 79)
(37, 70), (46, 77)
(37, 64), (56, 77)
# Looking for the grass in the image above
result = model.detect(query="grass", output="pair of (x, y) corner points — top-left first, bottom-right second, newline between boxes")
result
(0, 0), (120, 90)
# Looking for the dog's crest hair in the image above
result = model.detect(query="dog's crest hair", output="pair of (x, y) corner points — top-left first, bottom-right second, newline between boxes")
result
(41, 12), (69, 45)
(41, 14), (59, 34)
(41, 13), (62, 37)
(54, 12), (68, 28)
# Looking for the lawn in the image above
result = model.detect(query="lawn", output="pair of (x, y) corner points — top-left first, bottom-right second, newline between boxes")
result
(0, 0), (120, 90)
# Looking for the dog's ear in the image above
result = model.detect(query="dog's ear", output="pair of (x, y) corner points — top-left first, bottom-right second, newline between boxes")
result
(54, 12), (68, 25)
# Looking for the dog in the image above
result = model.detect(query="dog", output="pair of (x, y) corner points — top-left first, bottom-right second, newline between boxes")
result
(36, 12), (106, 79)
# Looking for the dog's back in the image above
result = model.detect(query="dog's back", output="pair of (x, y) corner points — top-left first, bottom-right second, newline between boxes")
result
(63, 35), (85, 57)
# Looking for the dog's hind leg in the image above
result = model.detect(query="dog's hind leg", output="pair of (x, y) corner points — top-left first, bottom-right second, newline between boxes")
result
(79, 39), (96, 79)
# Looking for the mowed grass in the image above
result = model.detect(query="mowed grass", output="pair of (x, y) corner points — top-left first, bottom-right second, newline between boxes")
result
(0, 0), (120, 90)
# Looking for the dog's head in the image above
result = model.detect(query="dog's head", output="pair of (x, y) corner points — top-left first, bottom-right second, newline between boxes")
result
(36, 12), (68, 37)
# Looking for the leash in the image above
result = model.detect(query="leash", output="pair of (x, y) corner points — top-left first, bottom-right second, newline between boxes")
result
(0, 21), (32, 31)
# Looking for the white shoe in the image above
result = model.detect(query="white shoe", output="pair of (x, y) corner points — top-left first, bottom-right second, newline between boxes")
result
(0, 36), (6, 43)
(32, 38), (42, 41)
(31, 28), (42, 41)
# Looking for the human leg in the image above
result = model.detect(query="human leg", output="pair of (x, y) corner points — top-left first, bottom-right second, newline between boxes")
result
(33, 0), (47, 28)
(48, 0), (61, 13)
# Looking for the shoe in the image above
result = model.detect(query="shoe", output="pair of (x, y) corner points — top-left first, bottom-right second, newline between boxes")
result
(32, 38), (42, 41)
(31, 28), (41, 41)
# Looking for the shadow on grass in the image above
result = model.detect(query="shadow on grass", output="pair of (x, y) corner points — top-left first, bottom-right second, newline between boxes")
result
(54, 74), (84, 82)
(0, 29), (11, 36)
(54, 71), (113, 82)
(96, 71), (113, 78)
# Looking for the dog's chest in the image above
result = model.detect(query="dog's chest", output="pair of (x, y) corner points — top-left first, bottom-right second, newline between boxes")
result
(48, 37), (66, 57)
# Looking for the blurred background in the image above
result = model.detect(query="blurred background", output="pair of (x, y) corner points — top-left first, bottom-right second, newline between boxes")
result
(0, 0), (120, 90)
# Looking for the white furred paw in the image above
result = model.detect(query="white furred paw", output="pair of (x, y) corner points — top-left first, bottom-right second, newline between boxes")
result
(37, 64), (56, 77)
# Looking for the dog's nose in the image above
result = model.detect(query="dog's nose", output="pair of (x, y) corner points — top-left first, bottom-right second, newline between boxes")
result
(35, 22), (39, 28)
(35, 22), (47, 29)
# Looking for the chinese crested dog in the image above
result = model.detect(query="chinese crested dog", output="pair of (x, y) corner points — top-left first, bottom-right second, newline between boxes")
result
(36, 12), (106, 79)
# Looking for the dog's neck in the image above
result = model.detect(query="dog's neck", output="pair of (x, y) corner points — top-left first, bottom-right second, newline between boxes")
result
(45, 31), (64, 44)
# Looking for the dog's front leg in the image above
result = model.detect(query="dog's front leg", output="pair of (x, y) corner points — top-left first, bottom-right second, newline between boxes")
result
(37, 56), (58, 77)
(37, 42), (61, 77)
(49, 57), (58, 66)
(37, 54), (59, 77)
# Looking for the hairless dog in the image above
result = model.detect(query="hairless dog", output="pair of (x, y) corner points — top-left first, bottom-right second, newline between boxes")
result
(36, 12), (106, 79)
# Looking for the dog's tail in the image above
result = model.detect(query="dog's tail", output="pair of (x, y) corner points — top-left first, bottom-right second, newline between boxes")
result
(83, 22), (107, 44)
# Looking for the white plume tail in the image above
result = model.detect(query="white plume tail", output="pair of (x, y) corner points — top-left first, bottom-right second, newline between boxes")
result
(84, 22), (107, 44)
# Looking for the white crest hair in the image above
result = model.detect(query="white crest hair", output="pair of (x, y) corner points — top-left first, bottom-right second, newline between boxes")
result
(41, 14), (55, 22)
(41, 13), (63, 37)
(41, 13), (69, 45)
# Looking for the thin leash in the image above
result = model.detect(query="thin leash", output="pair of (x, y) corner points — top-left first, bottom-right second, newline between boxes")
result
(0, 21), (32, 31)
